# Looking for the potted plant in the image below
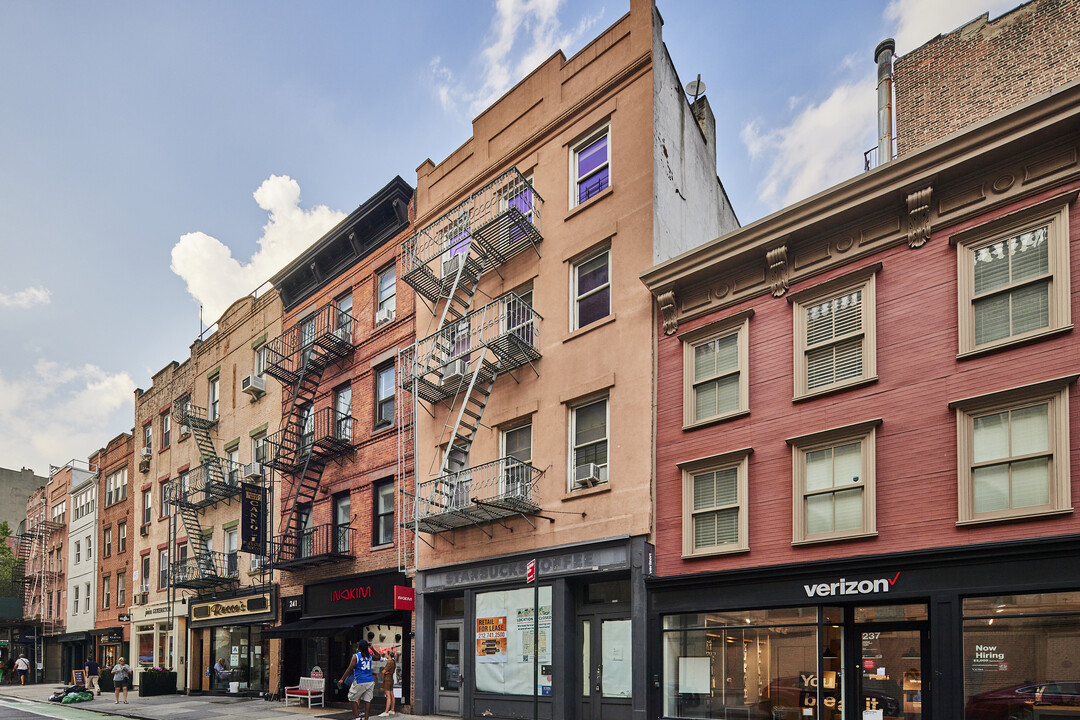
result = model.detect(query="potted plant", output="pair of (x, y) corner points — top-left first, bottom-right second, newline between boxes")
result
(138, 667), (177, 697)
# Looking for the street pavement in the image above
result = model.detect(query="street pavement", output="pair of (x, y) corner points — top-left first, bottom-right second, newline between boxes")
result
(0, 684), (442, 720)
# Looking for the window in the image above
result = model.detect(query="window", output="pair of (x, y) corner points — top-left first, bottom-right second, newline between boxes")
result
(86, 535), (92, 560)
(374, 481), (395, 546)
(375, 365), (395, 430)
(572, 249), (611, 330)
(139, 557), (150, 595)
(335, 384), (353, 441)
(377, 265), (396, 320)
(142, 490), (152, 525)
(118, 522), (127, 553)
(791, 268), (877, 399)
(47, 592), (53, 619)
(178, 542), (188, 566)
(226, 448), (240, 485)
(106, 468), (127, 505)
(208, 375), (220, 421)
(73, 585), (79, 614)
(225, 529), (238, 576)
(102, 577), (111, 609)
(160, 480), (170, 517)
(334, 493), (351, 553)
(570, 396), (609, 490)
(682, 311), (751, 427)
(955, 199), (1072, 355)
(681, 450), (751, 557)
(504, 288), (535, 346)
(337, 292), (353, 338)
(790, 420), (879, 544)
(952, 376), (1074, 524)
(252, 433), (267, 464)
(161, 411), (171, 448)
(572, 128), (610, 205)
(103, 528), (112, 558)
(117, 573), (125, 606)
(143, 423), (152, 452)
(501, 423), (532, 498)
(158, 548), (168, 589)
(299, 404), (314, 454)
(75, 540), (81, 564)
(254, 344), (267, 377)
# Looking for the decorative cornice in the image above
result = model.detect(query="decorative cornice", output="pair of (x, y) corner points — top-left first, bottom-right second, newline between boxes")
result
(658, 290), (678, 335)
(906, 185), (933, 247)
(765, 243), (790, 297)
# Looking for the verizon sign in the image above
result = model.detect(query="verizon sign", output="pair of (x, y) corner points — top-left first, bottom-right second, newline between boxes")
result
(804, 572), (900, 598)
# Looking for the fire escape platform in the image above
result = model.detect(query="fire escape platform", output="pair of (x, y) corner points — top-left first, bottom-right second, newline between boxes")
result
(403, 255), (483, 306)
(267, 524), (354, 570)
(415, 457), (542, 534)
(171, 553), (239, 590)
(469, 207), (543, 268)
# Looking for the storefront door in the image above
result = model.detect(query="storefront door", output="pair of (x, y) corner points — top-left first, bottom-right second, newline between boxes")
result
(856, 625), (928, 720)
(578, 612), (633, 720)
(434, 620), (462, 716)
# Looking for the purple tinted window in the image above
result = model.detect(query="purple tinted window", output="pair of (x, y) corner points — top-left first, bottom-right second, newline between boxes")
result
(577, 135), (607, 177)
(577, 288), (610, 327)
(509, 188), (532, 218)
(576, 252), (610, 327)
(578, 167), (609, 204)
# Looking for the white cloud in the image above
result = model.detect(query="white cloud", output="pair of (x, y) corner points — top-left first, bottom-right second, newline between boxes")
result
(0, 360), (135, 476)
(170, 175), (346, 322)
(741, 0), (1022, 214)
(0, 285), (51, 309)
(432, 0), (604, 118)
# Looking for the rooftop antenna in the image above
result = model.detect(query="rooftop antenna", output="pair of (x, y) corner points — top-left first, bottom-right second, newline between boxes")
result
(685, 74), (706, 119)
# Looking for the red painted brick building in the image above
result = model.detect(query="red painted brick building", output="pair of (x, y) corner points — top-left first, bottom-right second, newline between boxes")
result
(642, 42), (1080, 720)
(261, 177), (415, 712)
(91, 432), (135, 672)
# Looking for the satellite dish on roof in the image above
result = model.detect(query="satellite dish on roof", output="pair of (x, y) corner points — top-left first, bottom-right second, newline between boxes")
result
(685, 78), (706, 97)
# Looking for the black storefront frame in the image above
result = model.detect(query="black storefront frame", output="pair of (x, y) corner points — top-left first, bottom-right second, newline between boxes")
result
(413, 536), (652, 719)
(646, 534), (1080, 720)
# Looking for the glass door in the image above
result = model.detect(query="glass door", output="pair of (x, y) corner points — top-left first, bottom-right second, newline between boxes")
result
(857, 627), (927, 720)
(435, 620), (462, 716)
(579, 614), (633, 720)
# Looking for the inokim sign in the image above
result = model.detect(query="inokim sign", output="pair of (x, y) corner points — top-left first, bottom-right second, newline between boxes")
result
(803, 572), (901, 598)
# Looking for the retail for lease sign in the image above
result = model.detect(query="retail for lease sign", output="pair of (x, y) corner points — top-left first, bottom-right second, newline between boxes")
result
(476, 612), (508, 663)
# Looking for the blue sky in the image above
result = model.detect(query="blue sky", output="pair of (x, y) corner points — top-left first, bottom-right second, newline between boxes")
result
(0, 0), (1016, 476)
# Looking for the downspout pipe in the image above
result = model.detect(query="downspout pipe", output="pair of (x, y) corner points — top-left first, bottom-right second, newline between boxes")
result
(875, 38), (896, 166)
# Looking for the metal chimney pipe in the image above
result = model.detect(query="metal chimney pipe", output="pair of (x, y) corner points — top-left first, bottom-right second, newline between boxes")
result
(875, 38), (896, 166)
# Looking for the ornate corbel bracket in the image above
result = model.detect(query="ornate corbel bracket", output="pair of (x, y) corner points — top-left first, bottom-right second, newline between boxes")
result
(907, 186), (933, 248)
(766, 243), (790, 298)
(658, 290), (679, 335)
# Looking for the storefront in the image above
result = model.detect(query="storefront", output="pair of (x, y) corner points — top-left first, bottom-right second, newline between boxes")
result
(57, 631), (92, 684)
(414, 536), (651, 720)
(128, 599), (187, 690)
(266, 570), (411, 712)
(93, 627), (126, 673)
(188, 588), (276, 695)
(648, 535), (1080, 720)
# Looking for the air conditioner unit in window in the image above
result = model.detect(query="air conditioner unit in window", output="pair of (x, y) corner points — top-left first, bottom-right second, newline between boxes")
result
(241, 374), (266, 398)
(443, 254), (465, 279)
(574, 463), (601, 489)
(243, 462), (264, 480)
(133, 593), (148, 606)
(138, 459), (150, 474)
(440, 358), (468, 386)
(139, 525), (149, 537)
(375, 307), (394, 325)
(141, 447), (152, 459)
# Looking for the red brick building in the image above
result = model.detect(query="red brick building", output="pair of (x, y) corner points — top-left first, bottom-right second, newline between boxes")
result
(91, 432), (134, 674)
(262, 177), (415, 712)
(642, 37), (1080, 720)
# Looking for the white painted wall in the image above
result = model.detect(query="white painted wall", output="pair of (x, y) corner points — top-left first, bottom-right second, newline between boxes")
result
(66, 469), (97, 634)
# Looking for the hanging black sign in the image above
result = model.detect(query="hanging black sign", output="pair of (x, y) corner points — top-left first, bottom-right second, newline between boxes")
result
(241, 482), (266, 555)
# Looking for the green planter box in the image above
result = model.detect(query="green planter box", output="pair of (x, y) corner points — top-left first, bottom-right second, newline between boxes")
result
(138, 671), (177, 697)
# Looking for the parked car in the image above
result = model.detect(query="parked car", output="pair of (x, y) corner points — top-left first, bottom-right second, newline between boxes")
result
(967, 682), (1080, 720)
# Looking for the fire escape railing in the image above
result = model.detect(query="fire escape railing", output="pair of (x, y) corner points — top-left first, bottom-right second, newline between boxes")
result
(268, 524), (353, 570)
(416, 457), (542, 533)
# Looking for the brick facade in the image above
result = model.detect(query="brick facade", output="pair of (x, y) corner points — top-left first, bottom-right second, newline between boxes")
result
(92, 432), (134, 665)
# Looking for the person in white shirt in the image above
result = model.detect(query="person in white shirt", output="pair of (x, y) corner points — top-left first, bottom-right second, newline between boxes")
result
(14, 654), (30, 685)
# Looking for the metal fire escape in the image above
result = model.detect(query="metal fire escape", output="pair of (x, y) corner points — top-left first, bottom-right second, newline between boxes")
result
(398, 167), (544, 569)
(263, 302), (357, 570)
(16, 503), (63, 635)
(166, 399), (243, 590)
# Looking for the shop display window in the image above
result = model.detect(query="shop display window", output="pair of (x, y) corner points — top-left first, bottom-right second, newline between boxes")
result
(662, 607), (844, 720)
(474, 587), (554, 696)
(362, 623), (404, 702)
(963, 591), (1080, 719)
(211, 625), (268, 693)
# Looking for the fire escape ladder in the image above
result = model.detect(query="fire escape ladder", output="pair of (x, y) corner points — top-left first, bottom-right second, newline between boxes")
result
(440, 356), (496, 473)
(277, 451), (327, 563)
(176, 401), (222, 483)
(397, 346), (418, 573)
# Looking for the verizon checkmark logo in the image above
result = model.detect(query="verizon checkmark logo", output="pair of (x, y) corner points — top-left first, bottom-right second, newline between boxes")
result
(804, 572), (901, 598)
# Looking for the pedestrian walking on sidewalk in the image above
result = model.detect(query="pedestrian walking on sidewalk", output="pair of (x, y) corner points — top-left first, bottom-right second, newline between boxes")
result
(15, 655), (29, 685)
(377, 649), (396, 717)
(111, 657), (132, 704)
(339, 638), (380, 720)
(84, 657), (101, 695)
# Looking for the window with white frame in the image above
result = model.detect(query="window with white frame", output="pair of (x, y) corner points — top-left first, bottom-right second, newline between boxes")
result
(375, 365), (395, 430)
(118, 522), (127, 553)
(158, 548), (168, 589)
(952, 376), (1075, 524)
(570, 396), (609, 490)
(86, 535), (91, 560)
(335, 384), (352, 441)
(682, 311), (752, 427)
(252, 433), (267, 464)
(225, 529), (238, 576)
(208, 375), (220, 421)
(73, 585), (79, 614)
(143, 423), (152, 452)
(955, 199), (1072, 355)
(572, 248), (611, 330)
(142, 490), (151, 525)
(160, 480), (170, 517)
(682, 450), (751, 557)
(83, 582), (89, 613)
(254, 344), (268, 377)
(374, 481), (395, 546)
(377, 265), (397, 321)
(227, 447), (239, 485)
(791, 267), (878, 399)
(103, 527), (112, 558)
(102, 576), (110, 609)
(572, 127), (610, 206)
(790, 420), (879, 544)
(337, 291), (353, 338)
(117, 572), (125, 606)
(334, 493), (351, 553)
(501, 422), (532, 499)
(161, 411), (171, 447)
(75, 540), (81, 564)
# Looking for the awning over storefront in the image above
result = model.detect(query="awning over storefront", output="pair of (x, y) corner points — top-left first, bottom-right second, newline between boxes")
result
(263, 611), (393, 639)
(56, 631), (90, 643)
(89, 626), (123, 636)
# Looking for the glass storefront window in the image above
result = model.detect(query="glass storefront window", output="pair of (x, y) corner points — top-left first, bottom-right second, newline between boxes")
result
(662, 607), (842, 720)
(363, 623), (403, 703)
(210, 626), (267, 693)
(474, 587), (553, 696)
(963, 591), (1080, 719)
(137, 630), (154, 666)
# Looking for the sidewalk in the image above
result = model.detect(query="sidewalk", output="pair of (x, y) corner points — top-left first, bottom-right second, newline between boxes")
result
(0, 684), (443, 720)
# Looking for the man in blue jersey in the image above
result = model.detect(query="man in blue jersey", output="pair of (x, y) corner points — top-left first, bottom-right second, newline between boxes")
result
(339, 639), (380, 719)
